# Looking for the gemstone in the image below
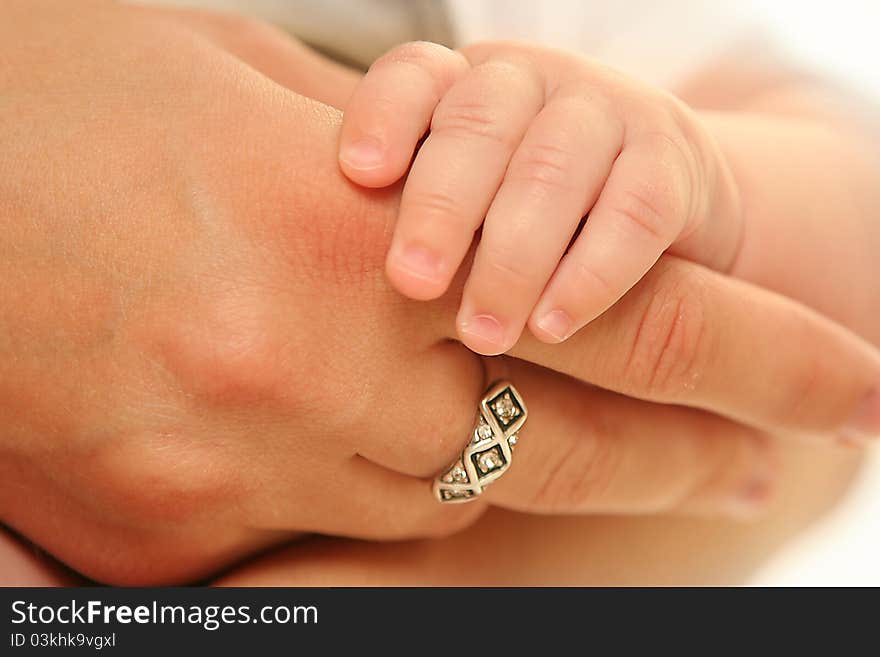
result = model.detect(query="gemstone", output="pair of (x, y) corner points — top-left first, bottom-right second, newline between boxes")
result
(508, 433), (518, 447)
(452, 465), (467, 482)
(493, 394), (518, 423)
(477, 449), (503, 474)
(475, 421), (493, 442)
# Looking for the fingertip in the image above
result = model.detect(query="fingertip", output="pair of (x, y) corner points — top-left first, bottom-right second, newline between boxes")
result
(385, 245), (450, 301)
(386, 268), (449, 301)
(457, 312), (514, 356)
(530, 309), (573, 344)
(338, 136), (400, 188)
(339, 135), (384, 171)
(530, 257), (622, 344)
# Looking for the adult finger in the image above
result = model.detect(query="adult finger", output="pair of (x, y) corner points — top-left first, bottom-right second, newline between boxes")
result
(504, 256), (880, 440)
(241, 340), (489, 541)
(360, 350), (777, 518)
(483, 358), (775, 517)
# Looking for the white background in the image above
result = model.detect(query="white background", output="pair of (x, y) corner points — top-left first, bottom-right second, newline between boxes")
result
(741, 0), (880, 586)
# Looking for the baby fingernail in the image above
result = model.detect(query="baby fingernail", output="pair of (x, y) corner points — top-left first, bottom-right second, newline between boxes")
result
(535, 310), (572, 342)
(842, 387), (880, 442)
(460, 314), (507, 352)
(340, 136), (385, 170)
(394, 244), (444, 281)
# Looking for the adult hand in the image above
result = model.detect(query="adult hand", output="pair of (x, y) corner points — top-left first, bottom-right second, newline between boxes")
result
(1, 1), (877, 585)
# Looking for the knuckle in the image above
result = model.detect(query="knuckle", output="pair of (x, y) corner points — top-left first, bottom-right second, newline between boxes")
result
(406, 187), (466, 224)
(608, 181), (676, 244)
(552, 84), (616, 117)
(379, 41), (454, 70)
(640, 126), (702, 230)
(146, 290), (296, 408)
(483, 55), (541, 83)
(509, 141), (578, 194)
(565, 257), (615, 302)
(373, 42), (467, 95)
(480, 243), (538, 288)
(623, 265), (712, 400)
(432, 99), (517, 148)
(429, 57), (542, 147)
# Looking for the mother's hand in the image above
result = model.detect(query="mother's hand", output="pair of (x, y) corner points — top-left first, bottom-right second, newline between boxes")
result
(1, 1), (877, 586)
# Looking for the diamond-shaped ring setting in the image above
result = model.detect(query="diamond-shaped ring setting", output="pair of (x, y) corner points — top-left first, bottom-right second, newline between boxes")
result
(433, 381), (528, 503)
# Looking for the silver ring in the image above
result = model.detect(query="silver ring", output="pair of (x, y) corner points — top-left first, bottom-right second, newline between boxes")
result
(433, 381), (527, 503)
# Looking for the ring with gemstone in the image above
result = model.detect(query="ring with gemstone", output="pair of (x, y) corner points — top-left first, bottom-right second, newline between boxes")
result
(433, 381), (527, 503)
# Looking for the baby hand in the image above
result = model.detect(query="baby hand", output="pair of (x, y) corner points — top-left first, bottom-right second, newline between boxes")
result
(339, 41), (741, 355)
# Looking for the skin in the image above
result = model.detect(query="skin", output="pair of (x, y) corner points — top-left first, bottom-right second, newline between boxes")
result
(0, 526), (80, 586)
(215, 437), (864, 586)
(0, 1), (878, 586)
(340, 42), (880, 357)
(341, 42), (740, 355)
(0, 438), (864, 586)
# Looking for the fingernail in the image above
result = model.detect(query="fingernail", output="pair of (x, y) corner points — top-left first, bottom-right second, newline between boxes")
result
(724, 460), (774, 520)
(535, 309), (572, 342)
(459, 314), (507, 352)
(340, 136), (385, 170)
(393, 244), (444, 282)
(842, 388), (880, 442)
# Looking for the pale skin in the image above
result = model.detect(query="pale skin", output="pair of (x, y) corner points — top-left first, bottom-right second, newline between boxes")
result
(0, 1), (878, 586)
(339, 41), (880, 359)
